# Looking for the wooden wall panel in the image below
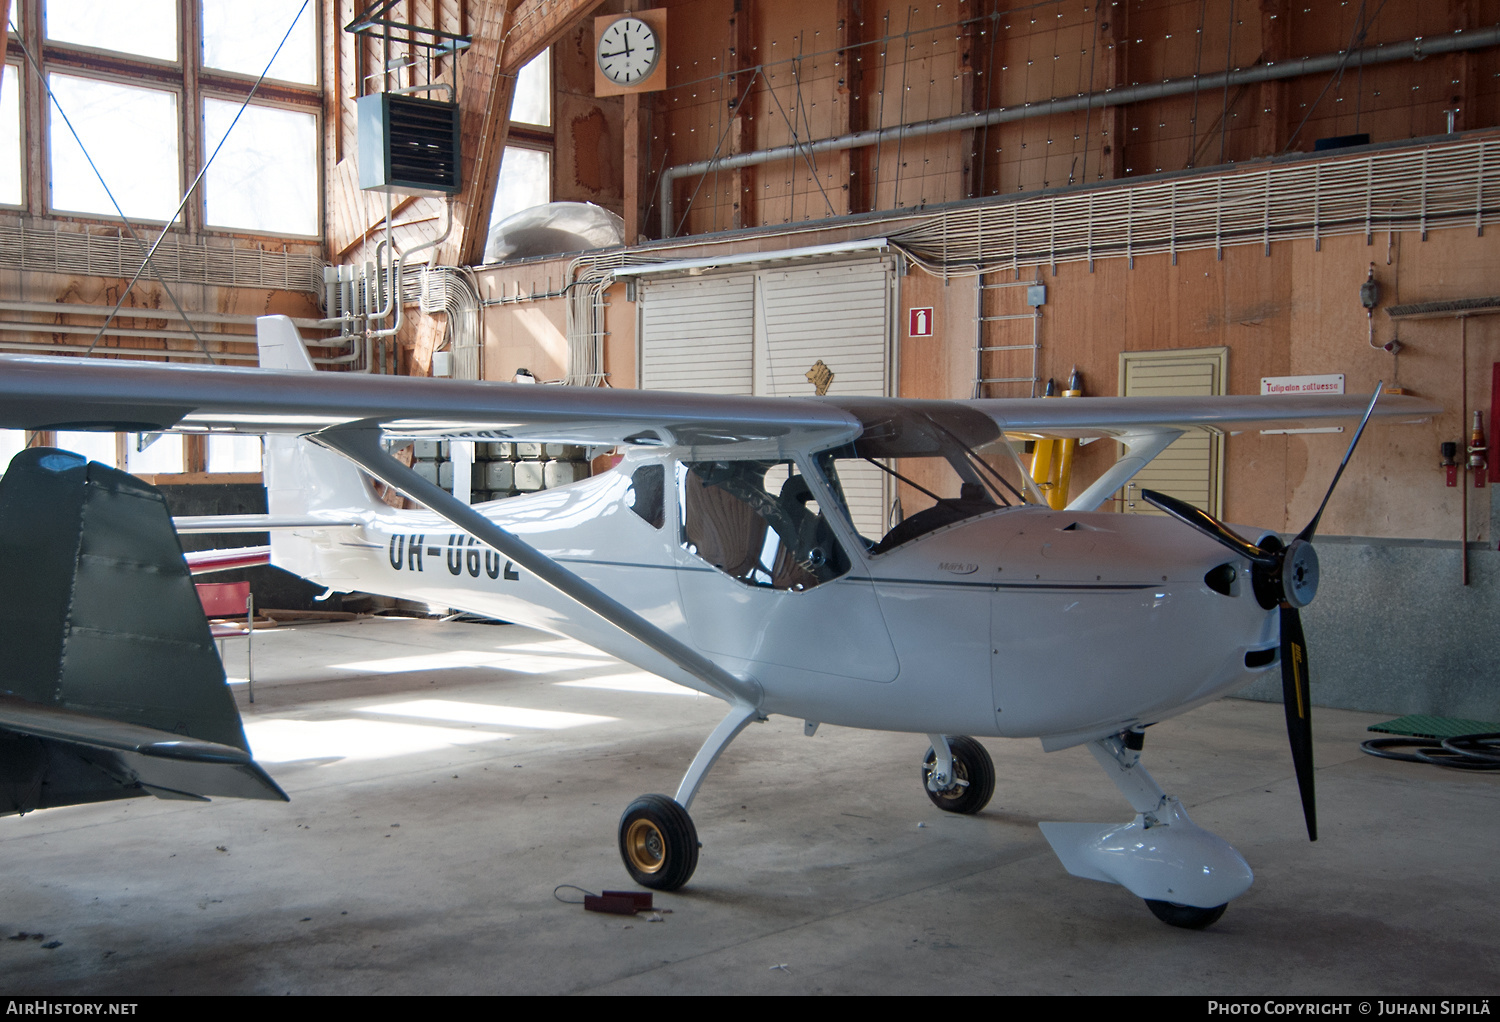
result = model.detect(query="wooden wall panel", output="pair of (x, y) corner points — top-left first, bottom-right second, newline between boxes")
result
(555, 22), (625, 216)
(898, 270), (978, 402)
(948, 220), (1496, 542)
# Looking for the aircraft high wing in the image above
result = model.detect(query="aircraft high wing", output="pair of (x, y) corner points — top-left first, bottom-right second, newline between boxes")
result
(0, 317), (1439, 928)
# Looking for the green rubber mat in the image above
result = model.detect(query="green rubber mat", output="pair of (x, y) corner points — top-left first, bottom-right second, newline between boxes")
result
(1368, 715), (1500, 739)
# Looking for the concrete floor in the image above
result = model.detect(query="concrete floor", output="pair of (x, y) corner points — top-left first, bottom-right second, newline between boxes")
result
(2, 617), (1496, 996)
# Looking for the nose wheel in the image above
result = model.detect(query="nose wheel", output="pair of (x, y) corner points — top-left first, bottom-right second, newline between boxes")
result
(619, 794), (700, 890)
(1145, 899), (1229, 929)
(922, 735), (995, 814)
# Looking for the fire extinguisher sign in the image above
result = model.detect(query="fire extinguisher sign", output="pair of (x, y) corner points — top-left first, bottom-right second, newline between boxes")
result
(909, 307), (934, 337)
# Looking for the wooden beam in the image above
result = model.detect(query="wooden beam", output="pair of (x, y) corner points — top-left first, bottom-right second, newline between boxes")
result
(1256, 0), (1289, 157)
(956, 0), (976, 198)
(838, 0), (871, 214)
(1099, 1), (1128, 180)
(445, 0), (518, 267)
(500, 0), (605, 75)
(624, 91), (641, 243)
(1447, 0), (1474, 131)
(728, 0), (757, 230)
(0, 0), (11, 73)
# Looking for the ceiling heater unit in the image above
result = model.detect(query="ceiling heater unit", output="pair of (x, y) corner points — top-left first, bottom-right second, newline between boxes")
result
(357, 93), (462, 195)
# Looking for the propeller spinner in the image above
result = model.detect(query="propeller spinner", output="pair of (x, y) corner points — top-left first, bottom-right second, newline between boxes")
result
(1142, 383), (1385, 843)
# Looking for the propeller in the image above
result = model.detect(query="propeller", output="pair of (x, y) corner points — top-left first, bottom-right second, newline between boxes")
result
(1141, 383), (1385, 842)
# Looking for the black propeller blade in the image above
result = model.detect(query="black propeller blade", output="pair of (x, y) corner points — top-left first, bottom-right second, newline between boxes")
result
(1140, 383), (1386, 844)
(1139, 490), (1280, 568)
(1295, 382), (1384, 546)
(1280, 605), (1317, 840)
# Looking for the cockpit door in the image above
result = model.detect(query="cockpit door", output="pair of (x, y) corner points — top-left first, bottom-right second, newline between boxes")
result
(674, 459), (898, 682)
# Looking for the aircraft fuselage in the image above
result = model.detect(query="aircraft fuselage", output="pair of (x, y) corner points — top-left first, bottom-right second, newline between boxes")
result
(272, 447), (1277, 748)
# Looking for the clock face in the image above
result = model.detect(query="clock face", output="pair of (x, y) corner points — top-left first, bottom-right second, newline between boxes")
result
(597, 17), (659, 86)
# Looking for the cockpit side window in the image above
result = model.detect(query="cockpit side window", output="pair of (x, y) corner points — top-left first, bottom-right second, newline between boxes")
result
(627, 464), (665, 529)
(679, 459), (849, 591)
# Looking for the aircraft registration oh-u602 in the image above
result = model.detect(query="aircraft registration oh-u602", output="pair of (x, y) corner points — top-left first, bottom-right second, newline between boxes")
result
(0, 317), (1440, 928)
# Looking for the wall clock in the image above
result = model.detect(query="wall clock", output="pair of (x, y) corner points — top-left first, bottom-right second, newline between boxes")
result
(597, 16), (659, 87)
(593, 10), (667, 97)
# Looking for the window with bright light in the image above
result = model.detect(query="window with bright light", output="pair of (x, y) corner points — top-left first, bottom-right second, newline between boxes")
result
(511, 49), (550, 128)
(0, 65), (21, 207)
(21, 0), (320, 238)
(208, 434), (262, 473)
(126, 433), (185, 474)
(47, 73), (181, 220)
(54, 430), (117, 466)
(45, 0), (178, 62)
(489, 147), (551, 231)
(203, 99), (317, 234)
(0, 430), (27, 472)
(201, 0), (316, 85)
(485, 49), (555, 242)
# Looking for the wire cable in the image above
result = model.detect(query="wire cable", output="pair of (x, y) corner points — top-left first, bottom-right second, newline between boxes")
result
(84, 0), (313, 357)
(552, 884), (598, 905)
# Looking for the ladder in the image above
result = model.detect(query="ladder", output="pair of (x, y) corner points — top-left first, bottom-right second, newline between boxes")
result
(973, 273), (1043, 398)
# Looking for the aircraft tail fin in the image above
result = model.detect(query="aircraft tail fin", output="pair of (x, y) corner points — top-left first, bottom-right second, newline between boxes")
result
(0, 448), (286, 815)
(256, 316), (383, 525)
(255, 313), (318, 372)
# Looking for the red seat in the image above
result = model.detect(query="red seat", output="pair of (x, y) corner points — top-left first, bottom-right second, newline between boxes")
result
(195, 582), (255, 703)
(197, 581), (250, 618)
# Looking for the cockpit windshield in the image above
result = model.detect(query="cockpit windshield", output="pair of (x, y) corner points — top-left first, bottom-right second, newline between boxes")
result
(814, 399), (1041, 555)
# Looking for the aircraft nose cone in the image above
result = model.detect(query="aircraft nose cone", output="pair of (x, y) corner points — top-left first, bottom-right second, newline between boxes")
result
(1282, 539), (1319, 608)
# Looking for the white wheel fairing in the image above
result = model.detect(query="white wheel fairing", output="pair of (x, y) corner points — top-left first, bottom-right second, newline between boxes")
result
(1040, 799), (1255, 908)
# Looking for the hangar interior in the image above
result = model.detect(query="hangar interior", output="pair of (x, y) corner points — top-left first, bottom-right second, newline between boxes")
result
(0, 0), (1497, 996)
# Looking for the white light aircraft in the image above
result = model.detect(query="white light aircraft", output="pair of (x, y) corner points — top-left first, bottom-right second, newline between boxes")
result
(0, 317), (1439, 928)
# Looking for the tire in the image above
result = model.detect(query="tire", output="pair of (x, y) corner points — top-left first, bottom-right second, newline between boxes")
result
(618, 794), (700, 891)
(1145, 899), (1228, 929)
(922, 735), (995, 814)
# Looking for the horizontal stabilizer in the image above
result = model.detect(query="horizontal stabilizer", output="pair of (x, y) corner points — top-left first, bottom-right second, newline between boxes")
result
(0, 695), (257, 763)
(174, 514), (362, 533)
(0, 696), (287, 803)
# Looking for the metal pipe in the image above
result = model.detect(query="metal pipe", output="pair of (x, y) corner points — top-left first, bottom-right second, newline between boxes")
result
(0, 318), (352, 355)
(1461, 315), (1469, 586)
(364, 196), (455, 348)
(660, 26), (1500, 236)
(0, 300), (329, 331)
(391, 82), (454, 101)
(0, 338), (349, 366)
(0, 320), (263, 343)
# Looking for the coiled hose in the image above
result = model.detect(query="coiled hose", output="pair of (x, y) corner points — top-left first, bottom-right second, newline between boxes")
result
(1361, 732), (1500, 770)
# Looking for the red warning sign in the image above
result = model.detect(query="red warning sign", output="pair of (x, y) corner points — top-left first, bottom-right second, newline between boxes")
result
(909, 307), (934, 337)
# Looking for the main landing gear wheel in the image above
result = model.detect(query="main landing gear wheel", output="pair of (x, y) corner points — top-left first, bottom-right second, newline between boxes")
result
(618, 794), (700, 891)
(1145, 899), (1228, 930)
(922, 736), (995, 814)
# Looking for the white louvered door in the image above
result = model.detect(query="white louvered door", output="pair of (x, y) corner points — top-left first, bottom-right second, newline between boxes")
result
(1118, 347), (1228, 518)
(638, 272), (756, 394)
(637, 258), (894, 536)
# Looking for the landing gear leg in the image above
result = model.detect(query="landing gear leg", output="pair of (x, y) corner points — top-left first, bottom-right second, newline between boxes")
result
(1038, 732), (1253, 929)
(617, 701), (759, 891)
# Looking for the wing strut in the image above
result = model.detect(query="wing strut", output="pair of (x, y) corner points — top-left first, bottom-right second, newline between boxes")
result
(314, 425), (763, 710)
